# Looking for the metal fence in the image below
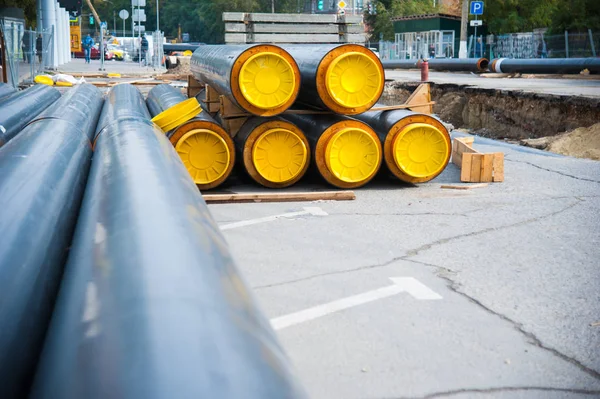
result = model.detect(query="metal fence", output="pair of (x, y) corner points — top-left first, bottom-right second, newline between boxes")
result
(1, 25), (54, 87)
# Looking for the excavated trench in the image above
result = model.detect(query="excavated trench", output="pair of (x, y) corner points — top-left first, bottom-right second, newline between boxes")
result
(381, 82), (600, 140)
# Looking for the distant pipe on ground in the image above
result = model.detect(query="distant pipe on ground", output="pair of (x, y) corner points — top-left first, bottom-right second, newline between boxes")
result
(31, 84), (305, 399)
(489, 58), (600, 74)
(354, 106), (452, 183)
(382, 58), (489, 73)
(0, 84), (103, 399)
(191, 44), (300, 116)
(0, 85), (61, 147)
(146, 84), (235, 189)
(234, 117), (310, 188)
(282, 44), (384, 115)
(163, 43), (200, 53)
(283, 113), (382, 188)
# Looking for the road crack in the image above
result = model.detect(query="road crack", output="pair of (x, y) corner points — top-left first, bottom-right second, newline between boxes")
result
(506, 159), (600, 183)
(394, 386), (600, 399)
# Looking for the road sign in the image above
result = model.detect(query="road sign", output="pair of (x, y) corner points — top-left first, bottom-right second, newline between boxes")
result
(470, 1), (484, 15)
(133, 9), (146, 22)
(338, 0), (347, 9)
(119, 9), (129, 20)
(470, 19), (482, 26)
(132, 0), (146, 6)
(134, 25), (145, 33)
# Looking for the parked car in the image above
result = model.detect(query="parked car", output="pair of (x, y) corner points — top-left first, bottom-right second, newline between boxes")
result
(107, 44), (126, 60)
(73, 44), (114, 60)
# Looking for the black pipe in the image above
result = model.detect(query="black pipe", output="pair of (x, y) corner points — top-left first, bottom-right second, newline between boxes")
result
(190, 44), (300, 117)
(0, 82), (16, 101)
(31, 84), (305, 399)
(0, 84), (61, 147)
(354, 106), (452, 183)
(382, 58), (489, 72)
(146, 84), (235, 189)
(163, 43), (200, 53)
(282, 44), (384, 115)
(490, 57), (600, 74)
(283, 113), (382, 188)
(0, 84), (103, 399)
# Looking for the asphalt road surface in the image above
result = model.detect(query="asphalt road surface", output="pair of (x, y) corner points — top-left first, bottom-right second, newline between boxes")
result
(209, 133), (600, 399)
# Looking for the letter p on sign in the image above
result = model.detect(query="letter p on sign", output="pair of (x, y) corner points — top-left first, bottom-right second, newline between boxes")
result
(470, 1), (484, 15)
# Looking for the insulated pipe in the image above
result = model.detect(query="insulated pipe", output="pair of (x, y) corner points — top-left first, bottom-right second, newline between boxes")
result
(163, 43), (200, 53)
(283, 113), (382, 188)
(233, 117), (310, 188)
(190, 44), (301, 117)
(0, 85), (61, 147)
(382, 58), (489, 73)
(0, 82), (16, 101)
(0, 84), (103, 399)
(282, 44), (384, 115)
(354, 106), (452, 183)
(146, 84), (235, 189)
(490, 58), (600, 74)
(31, 83), (305, 399)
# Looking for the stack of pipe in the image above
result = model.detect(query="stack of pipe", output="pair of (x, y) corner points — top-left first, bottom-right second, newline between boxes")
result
(0, 82), (16, 101)
(31, 84), (304, 398)
(147, 84), (235, 189)
(0, 85), (61, 148)
(0, 84), (103, 398)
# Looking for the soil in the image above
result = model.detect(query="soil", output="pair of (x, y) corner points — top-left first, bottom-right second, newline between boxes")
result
(168, 56), (191, 75)
(522, 123), (600, 160)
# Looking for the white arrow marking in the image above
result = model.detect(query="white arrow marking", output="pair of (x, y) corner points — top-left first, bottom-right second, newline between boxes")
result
(219, 207), (327, 231)
(271, 277), (442, 330)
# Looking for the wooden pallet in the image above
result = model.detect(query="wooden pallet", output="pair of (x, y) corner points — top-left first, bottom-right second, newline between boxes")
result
(452, 137), (504, 183)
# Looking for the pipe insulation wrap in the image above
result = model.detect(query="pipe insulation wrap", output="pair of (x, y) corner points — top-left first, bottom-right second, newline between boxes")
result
(0, 84), (103, 399)
(31, 84), (305, 399)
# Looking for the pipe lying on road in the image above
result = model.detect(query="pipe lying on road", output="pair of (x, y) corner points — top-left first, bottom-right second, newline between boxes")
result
(31, 84), (305, 399)
(0, 84), (103, 399)
(234, 117), (310, 188)
(382, 58), (489, 73)
(354, 106), (451, 183)
(191, 44), (300, 117)
(0, 84), (61, 147)
(147, 84), (235, 189)
(163, 43), (200, 53)
(490, 57), (600, 74)
(0, 82), (16, 101)
(283, 113), (382, 188)
(283, 44), (384, 115)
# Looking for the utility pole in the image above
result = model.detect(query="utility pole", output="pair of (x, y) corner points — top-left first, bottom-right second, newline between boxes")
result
(459, 0), (468, 58)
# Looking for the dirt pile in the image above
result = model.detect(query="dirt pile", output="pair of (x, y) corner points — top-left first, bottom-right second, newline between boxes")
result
(168, 56), (191, 75)
(521, 123), (600, 160)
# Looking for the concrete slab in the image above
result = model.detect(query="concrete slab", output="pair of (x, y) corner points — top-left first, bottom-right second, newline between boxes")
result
(210, 133), (600, 398)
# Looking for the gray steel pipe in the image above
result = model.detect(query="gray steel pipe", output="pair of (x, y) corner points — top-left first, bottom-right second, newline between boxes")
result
(354, 105), (452, 184)
(0, 82), (16, 101)
(382, 58), (489, 72)
(146, 84), (235, 189)
(0, 84), (61, 147)
(0, 84), (103, 399)
(163, 43), (200, 53)
(490, 57), (600, 74)
(190, 44), (300, 116)
(282, 44), (384, 115)
(31, 84), (304, 399)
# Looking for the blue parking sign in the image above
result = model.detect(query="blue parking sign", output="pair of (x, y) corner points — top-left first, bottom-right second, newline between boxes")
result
(470, 1), (484, 15)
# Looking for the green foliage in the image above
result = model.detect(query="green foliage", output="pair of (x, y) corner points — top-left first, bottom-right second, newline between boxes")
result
(0, 0), (37, 28)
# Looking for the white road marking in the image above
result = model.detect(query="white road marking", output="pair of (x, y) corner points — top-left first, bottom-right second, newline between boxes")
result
(219, 207), (328, 231)
(271, 277), (442, 330)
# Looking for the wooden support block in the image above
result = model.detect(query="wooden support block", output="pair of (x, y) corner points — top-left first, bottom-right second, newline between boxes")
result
(469, 153), (482, 183)
(404, 83), (433, 114)
(187, 75), (203, 98)
(205, 85), (221, 113)
(453, 137), (504, 183)
(492, 153), (505, 182)
(480, 153), (494, 182)
(202, 190), (356, 204)
(223, 117), (249, 138)
(461, 152), (473, 182)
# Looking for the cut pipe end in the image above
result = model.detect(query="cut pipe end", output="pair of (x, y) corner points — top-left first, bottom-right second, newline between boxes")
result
(316, 120), (382, 188)
(317, 45), (384, 115)
(232, 45), (301, 117)
(243, 120), (310, 188)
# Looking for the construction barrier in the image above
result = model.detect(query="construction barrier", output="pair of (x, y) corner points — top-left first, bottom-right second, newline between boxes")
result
(0, 84), (103, 398)
(31, 84), (304, 399)
(191, 44), (301, 117)
(283, 44), (384, 114)
(283, 113), (382, 188)
(147, 84), (235, 189)
(0, 85), (61, 147)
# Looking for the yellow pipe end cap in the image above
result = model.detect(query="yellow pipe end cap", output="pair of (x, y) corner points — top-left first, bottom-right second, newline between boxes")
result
(325, 128), (380, 183)
(152, 97), (202, 132)
(34, 75), (54, 86)
(393, 123), (449, 178)
(175, 129), (231, 185)
(252, 128), (308, 184)
(239, 52), (296, 110)
(325, 52), (382, 109)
